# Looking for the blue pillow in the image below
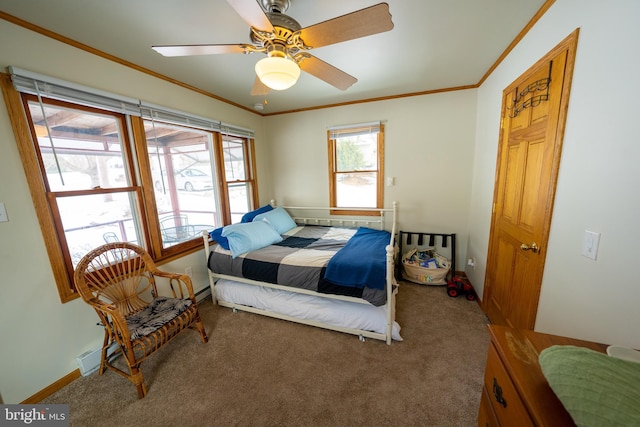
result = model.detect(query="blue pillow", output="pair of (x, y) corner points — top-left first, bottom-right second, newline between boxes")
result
(241, 204), (273, 223)
(209, 227), (230, 250)
(253, 206), (297, 234)
(221, 221), (283, 258)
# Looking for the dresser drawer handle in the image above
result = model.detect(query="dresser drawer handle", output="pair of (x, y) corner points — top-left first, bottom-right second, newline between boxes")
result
(492, 377), (507, 408)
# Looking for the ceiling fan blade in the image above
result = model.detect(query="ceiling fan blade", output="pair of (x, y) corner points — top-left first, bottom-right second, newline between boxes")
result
(226, 0), (274, 32)
(152, 44), (252, 56)
(298, 3), (393, 49)
(251, 76), (271, 96)
(299, 55), (357, 91)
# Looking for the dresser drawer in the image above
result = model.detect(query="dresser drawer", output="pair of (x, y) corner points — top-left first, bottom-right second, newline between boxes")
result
(478, 387), (499, 427)
(484, 343), (534, 426)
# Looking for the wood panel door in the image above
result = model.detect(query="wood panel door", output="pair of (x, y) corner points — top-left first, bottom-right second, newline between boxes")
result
(482, 30), (579, 330)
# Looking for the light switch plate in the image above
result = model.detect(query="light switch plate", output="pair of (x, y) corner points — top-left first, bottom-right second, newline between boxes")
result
(582, 230), (600, 260)
(0, 202), (8, 223)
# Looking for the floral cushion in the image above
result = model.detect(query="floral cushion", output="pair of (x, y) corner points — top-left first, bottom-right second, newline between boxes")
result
(126, 296), (193, 340)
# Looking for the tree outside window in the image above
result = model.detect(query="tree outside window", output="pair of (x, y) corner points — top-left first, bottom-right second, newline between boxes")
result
(328, 123), (384, 215)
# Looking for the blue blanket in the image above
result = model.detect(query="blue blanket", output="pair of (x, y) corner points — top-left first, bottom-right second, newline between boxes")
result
(324, 227), (391, 290)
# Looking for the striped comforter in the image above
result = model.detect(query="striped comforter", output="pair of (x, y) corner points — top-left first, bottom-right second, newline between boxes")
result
(207, 225), (389, 306)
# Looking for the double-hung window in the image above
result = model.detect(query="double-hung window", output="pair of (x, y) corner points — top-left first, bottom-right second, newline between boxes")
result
(328, 122), (384, 215)
(24, 97), (144, 276)
(144, 119), (220, 250)
(221, 134), (259, 224)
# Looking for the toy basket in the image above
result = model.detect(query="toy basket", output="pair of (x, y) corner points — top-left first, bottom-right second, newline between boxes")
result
(401, 248), (450, 285)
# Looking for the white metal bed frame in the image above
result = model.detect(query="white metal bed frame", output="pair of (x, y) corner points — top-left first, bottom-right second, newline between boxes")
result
(202, 201), (399, 344)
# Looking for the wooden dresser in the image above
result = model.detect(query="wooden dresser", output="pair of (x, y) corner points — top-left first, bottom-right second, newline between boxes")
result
(479, 325), (608, 426)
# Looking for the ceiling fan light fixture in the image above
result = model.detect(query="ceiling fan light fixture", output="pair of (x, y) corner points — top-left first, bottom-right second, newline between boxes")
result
(255, 56), (300, 91)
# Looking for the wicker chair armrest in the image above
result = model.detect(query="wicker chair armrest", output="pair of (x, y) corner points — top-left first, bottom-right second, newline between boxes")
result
(152, 270), (184, 281)
(87, 300), (132, 341)
(151, 270), (196, 300)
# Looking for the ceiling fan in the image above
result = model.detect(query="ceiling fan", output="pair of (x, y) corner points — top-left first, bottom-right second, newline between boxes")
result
(152, 0), (394, 97)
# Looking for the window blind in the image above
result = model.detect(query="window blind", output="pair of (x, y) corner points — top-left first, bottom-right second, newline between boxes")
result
(9, 66), (254, 138)
(328, 121), (382, 139)
(139, 102), (221, 132)
(140, 104), (255, 138)
(9, 66), (141, 116)
(220, 123), (254, 139)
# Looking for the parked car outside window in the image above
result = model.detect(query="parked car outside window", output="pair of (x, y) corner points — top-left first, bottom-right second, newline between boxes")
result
(154, 168), (213, 192)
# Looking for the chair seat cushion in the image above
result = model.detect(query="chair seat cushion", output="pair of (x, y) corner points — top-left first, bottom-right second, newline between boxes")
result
(126, 297), (193, 340)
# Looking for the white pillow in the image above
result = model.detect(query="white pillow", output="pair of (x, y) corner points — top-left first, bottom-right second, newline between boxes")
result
(253, 206), (297, 234)
(221, 221), (283, 258)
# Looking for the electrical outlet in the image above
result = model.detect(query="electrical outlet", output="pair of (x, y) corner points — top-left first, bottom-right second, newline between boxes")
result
(467, 257), (476, 269)
(185, 266), (193, 278)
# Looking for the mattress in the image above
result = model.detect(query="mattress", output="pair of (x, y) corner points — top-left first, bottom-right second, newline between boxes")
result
(215, 278), (402, 341)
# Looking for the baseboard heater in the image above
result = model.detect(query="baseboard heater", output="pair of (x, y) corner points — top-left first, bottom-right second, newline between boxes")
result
(76, 285), (210, 376)
(195, 286), (211, 303)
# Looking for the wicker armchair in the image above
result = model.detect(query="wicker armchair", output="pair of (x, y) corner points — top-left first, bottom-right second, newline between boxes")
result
(73, 242), (209, 398)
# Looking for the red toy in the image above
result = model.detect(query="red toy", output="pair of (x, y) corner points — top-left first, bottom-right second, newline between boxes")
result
(447, 276), (476, 301)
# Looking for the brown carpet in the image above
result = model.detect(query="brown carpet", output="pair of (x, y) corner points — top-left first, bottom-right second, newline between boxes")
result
(42, 281), (490, 427)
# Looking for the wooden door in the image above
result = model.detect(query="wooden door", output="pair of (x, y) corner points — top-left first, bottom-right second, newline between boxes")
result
(483, 30), (579, 330)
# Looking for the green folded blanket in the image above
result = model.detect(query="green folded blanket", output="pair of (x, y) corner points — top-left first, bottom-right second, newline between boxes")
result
(539, 345), (640, 427)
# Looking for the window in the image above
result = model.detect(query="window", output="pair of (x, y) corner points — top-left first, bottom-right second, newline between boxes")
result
(221, 134), (258, 224)
(144, 120), (220, 249)
(2, 70), (257, 302)
(23, 97), (144, 278)
(328, 122), (384, 215)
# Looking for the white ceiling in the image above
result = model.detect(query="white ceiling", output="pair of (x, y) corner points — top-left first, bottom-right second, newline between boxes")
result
(0, 0), (547, 114)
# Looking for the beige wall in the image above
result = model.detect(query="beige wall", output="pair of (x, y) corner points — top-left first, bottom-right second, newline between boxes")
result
(2, 0), (639, 404)
(263, 90), (477, 253)
(467, 0), (640, 347)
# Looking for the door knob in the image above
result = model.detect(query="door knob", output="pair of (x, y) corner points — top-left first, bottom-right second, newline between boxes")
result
(520, 242), (539, 253)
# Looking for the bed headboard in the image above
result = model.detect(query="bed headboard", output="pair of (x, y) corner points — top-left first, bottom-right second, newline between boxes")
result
(272, 200), (398, 233)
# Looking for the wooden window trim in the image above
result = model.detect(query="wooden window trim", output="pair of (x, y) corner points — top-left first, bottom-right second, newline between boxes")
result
(327, 124), (385, 216)
(2, 73), (77, 302)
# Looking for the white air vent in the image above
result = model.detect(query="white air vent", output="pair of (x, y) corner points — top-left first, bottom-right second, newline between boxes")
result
(76, 348), (102, 376)
(76, 343), (118, 376)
